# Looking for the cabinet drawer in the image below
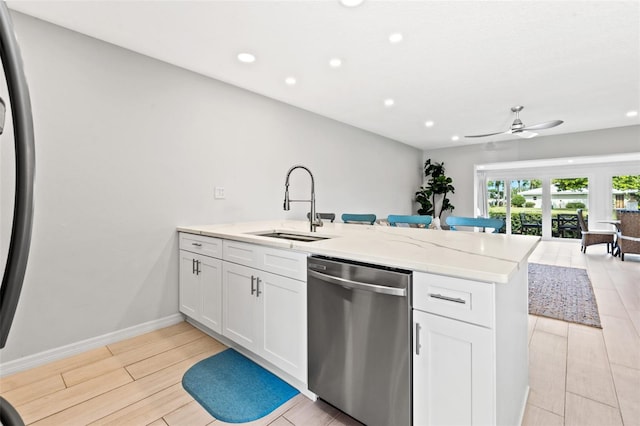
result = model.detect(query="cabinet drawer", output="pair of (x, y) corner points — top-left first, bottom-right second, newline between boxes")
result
(261, 247), (307, 282)
(223, 240), (307, 281)
(179, 233), (222, 258)
(223, 240), (261, 269)
(413, 271), (494, 328)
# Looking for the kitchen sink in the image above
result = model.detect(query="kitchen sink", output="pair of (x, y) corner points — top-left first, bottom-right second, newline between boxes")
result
(251, 231), (332, 242)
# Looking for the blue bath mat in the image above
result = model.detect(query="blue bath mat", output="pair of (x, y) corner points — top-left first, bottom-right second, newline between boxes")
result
(182, 349), (299, 423)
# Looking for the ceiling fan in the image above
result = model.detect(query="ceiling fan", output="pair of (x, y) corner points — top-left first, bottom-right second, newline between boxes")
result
(465, 105), (563, 139)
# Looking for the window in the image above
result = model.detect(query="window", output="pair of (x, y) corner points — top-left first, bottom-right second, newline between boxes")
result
(476, 154), (640, 240)
(612, 175), (640, 215)
(551, 177), (588, 239)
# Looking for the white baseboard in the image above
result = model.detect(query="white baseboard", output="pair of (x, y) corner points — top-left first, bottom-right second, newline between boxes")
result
(0, 313), (185, 377)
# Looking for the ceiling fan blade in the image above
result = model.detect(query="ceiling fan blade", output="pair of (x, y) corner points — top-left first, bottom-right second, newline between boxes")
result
(516, 131), (538, 139)
(521, 120), (564, 131)
(464, 130), (508, 138)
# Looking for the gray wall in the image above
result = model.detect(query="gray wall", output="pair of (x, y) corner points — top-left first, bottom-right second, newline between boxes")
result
(0, 13), (422, 362)
(423, 125), (640, 217)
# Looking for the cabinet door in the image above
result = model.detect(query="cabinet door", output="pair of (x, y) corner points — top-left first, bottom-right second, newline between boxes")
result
(259, 271), (307, 382)
(179, 250), (199, 318)
(413, 310), (494, 426)
(222, 262), (259, 351)
(199, 255), (223, 334)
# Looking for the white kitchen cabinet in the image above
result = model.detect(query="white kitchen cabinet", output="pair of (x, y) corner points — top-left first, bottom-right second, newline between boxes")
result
(222, 260), (307, 382)
(198, 255), (223, 333)
(413, 310), (493, 426)
(222, 261), (259, 350)
(179, 251), (223, 334)
(412, 268), (529, 426)
(179, 250), (200, 319)
(178, 233), (223, 334)
(260, 268), (307, 381)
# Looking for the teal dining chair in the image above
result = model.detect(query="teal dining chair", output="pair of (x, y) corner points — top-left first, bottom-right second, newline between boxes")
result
(445, 216), (505, 233)
(387, 215), (432, 227)
(341, 213), (377, 225)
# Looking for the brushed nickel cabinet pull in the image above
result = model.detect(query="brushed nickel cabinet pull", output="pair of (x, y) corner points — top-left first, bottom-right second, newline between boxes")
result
(256, 277), (262, 297)
(429, 293), (466, 304)
(250, 275), (256, 295)
(191, 242), (202, 247)
(415, 322), (421, 355)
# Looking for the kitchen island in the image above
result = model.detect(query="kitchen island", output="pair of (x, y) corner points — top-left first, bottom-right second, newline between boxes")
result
(177, 220), (540, 426)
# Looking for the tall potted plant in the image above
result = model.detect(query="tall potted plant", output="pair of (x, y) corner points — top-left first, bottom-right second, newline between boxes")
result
(415, 159), (455, 229)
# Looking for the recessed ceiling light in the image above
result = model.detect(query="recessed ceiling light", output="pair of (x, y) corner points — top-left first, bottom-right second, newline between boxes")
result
(384, 98), (395, 107)
(451, 135), (460, 141)
(237, 53), (255, 63)
(285, 77), (297, 86)
(389, 33), (403, 43)
(567, 159), (574, 163)
(626, 110), (638, 117)
(329, 58), (342, 68)
(424, 120), (435, 128)
(340, 0), (364, 7)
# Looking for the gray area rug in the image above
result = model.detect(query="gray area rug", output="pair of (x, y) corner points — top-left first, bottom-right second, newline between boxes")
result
(528, 263), (602, 328)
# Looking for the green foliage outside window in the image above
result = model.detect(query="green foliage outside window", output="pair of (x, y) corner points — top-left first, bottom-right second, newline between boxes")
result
(511, 194), (526, 207)
(552, 178), (588, 191)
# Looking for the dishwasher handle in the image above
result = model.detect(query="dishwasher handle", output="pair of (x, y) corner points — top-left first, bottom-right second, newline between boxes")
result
(308, 269), (406, 297)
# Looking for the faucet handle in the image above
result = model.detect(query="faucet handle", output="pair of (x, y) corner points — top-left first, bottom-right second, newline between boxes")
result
(314, 214), (324, 228)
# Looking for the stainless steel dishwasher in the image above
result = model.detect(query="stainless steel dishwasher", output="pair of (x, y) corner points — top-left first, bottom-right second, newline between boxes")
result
(307, 256), (411, 426)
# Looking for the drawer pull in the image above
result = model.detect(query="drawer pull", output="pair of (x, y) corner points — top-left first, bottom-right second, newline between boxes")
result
(191, 242), (202, 247)
(429, 293), (466, 304)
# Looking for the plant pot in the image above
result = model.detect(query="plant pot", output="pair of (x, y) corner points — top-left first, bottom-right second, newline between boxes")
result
(430, 217), (442, 230)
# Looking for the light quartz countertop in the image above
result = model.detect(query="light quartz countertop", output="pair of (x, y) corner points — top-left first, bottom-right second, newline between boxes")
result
(178, 220), (540, 284)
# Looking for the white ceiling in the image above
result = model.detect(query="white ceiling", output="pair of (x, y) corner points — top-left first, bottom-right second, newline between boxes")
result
(8, 0), (640, 150)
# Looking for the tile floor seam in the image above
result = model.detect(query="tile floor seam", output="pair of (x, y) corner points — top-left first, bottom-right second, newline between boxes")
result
(564, 389), (625, 410)
(527, 400), (566, 419)
(22, 371), (137, 425)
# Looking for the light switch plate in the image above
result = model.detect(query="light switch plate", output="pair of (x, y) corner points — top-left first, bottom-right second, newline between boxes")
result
(214, 187), (226, 199)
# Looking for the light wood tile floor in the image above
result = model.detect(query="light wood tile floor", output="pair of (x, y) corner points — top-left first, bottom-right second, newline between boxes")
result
(524, 241), (640, 426)
(1, 241), (637, 425)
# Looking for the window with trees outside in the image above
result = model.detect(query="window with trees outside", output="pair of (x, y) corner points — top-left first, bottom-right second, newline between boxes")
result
(487, 178), (588, 239)
(612, 175), (640, 214)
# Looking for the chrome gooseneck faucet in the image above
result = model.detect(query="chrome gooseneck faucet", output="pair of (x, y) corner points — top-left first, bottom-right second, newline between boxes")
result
(283, 165), (322, 232)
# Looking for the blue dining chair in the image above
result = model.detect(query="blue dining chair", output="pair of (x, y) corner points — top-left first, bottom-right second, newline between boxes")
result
(387, 215), (432, 227)
(445, 216), (505, 233)
(341, 213), (377, 225)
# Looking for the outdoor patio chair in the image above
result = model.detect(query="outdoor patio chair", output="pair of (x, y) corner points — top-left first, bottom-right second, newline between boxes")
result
(576, 209), (615, 253)
(618, 211), (640, 261)
(519, 213), (541, 235)
(557, 213), (580, 238)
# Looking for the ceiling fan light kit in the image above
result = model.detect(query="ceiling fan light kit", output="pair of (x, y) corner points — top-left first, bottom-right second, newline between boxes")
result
(465, 105), (563, 139)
